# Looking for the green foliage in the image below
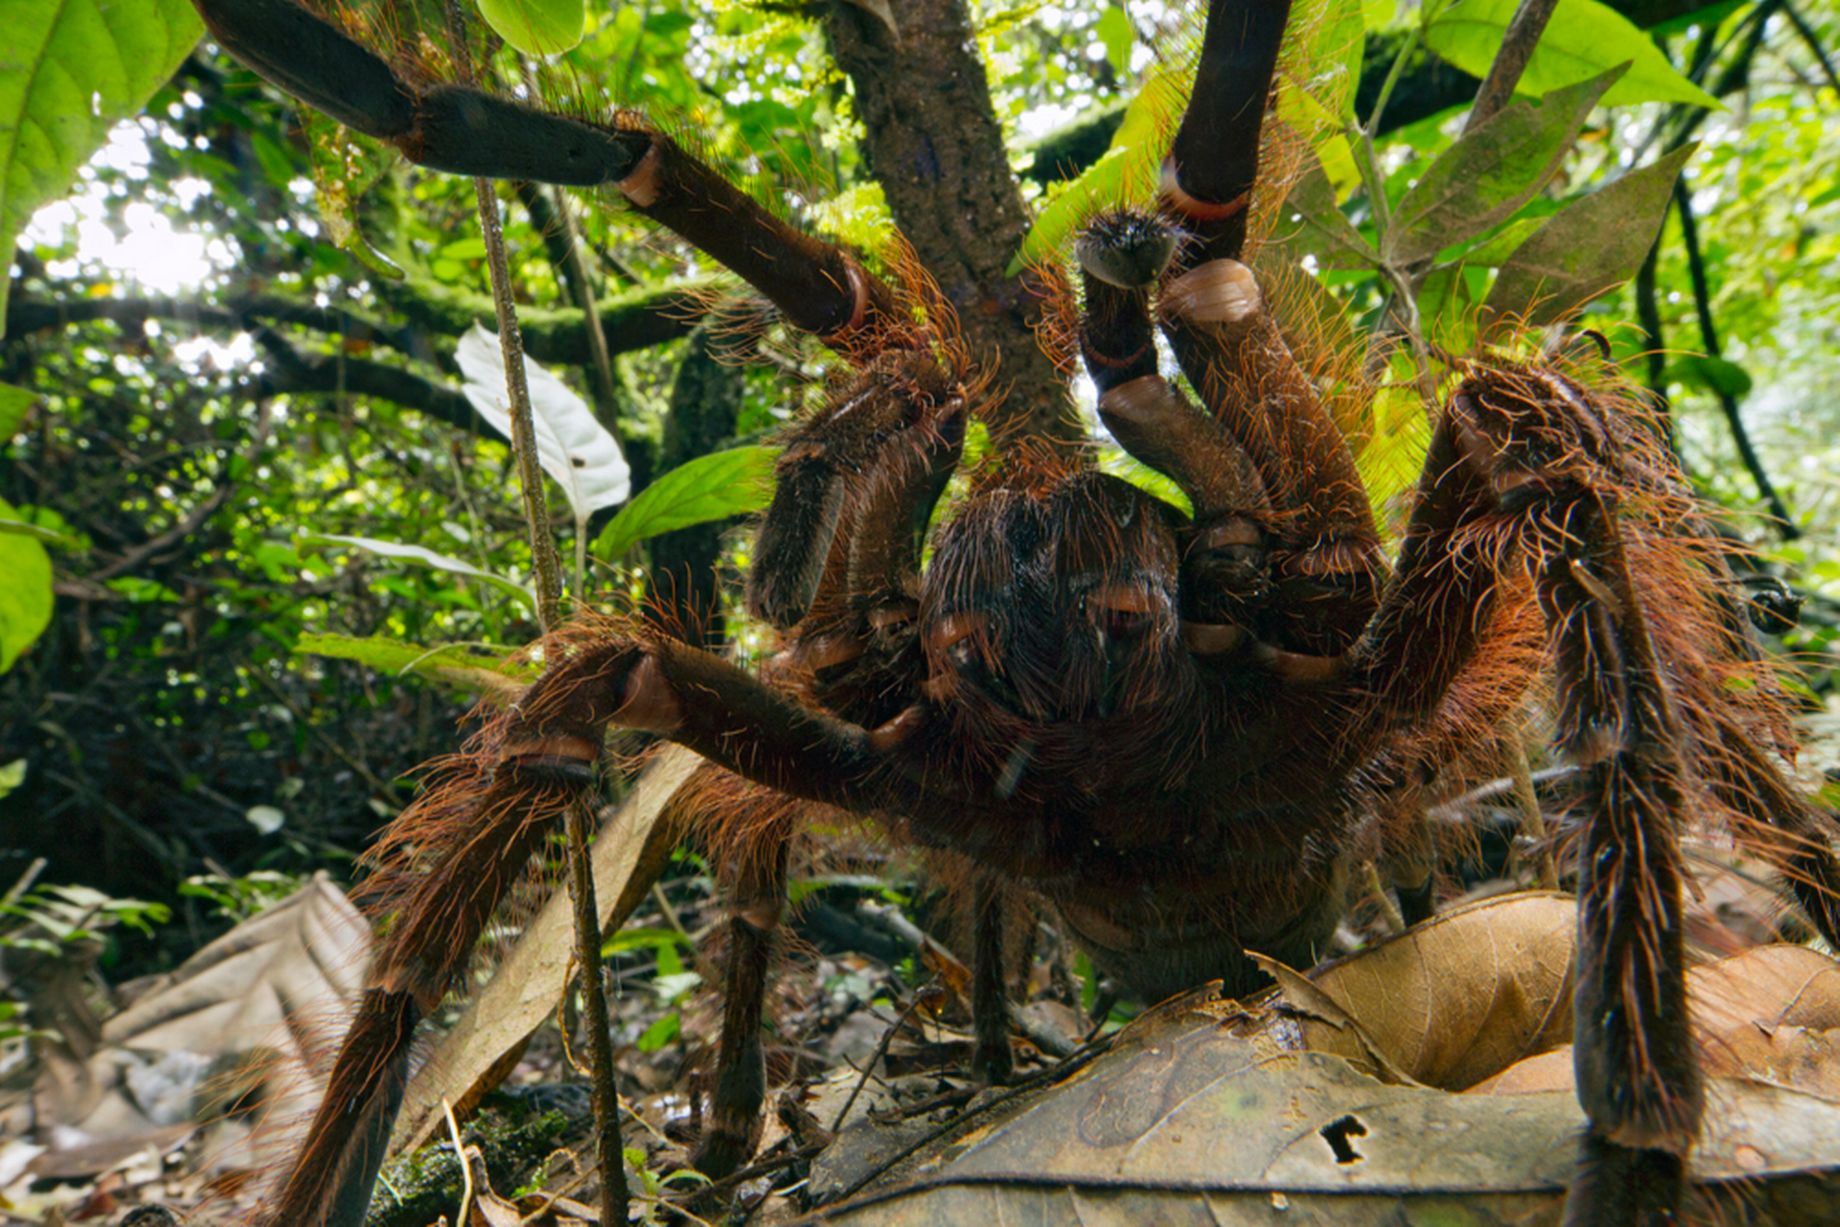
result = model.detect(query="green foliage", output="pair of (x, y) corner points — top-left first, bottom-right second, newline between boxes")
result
(0, 382), (30, 438)
(294, 632), (529, 692)
(0, 495), (51, 673)
(475, 0), (586, 57)
(0, 883), (171, 955)
(1383, 66), (1624, 265)
(1424, 0), (1718, 107)
(1484, 144), (1696, 326)
(178, 869), (306, 920)
(593, 446), (781, 562)
(0, 0), (202, 323)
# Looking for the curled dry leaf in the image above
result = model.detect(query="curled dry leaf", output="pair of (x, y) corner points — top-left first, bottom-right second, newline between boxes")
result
(1472, 943), (1840, 1101)
(16, 875), (368, 1180)
(1262, 891), (1577, 1090)
(806, 894), (1840, 1224)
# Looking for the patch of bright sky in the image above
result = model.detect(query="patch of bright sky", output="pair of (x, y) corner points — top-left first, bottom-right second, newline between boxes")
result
(22, 120), (234, 298)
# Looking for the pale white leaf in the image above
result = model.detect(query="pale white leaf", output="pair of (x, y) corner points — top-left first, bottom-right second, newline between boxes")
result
(455, 324), (631, 521)
(303, 533), (535, 606)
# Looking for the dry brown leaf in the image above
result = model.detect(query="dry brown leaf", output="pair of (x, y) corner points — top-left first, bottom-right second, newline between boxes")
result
(389, 745), (699, 1155)
(806, 946), (1840, 1225)
(1471, 944), (1840, 1101)
(1689, 943), (1840, 1035)
(1278, 891), (1577, 1090)
(22, 875), (368, 1179)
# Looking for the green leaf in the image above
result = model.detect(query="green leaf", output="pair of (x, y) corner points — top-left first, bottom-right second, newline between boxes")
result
(1096, 448), (1191, 516)
(1385, 66), (1625, 265)
(293, 632), (531, 692)
(303, 533), (535, 606)
(1426, 0), (1718, 109)
(0, 516), (80, 550)
(475, 0), (585, 56)
(636, 1011), (681, 1053)
(0, 758), (24, 801)
(1008, 64), (1187, 274)
(0, 496), (51, 673)
(0, 0), (203, 329)
(1096, 7), (1134, 79)
(1484, 144), (1694, 327)
(593, 446), (781, 562)
(1284, 148), (1378, 267)
(0, 382), (32, 438)
(1669, 354), (1753, 400)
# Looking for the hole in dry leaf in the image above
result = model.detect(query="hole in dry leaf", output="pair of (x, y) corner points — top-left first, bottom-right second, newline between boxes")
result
(1320, 1114), (1367, 1164)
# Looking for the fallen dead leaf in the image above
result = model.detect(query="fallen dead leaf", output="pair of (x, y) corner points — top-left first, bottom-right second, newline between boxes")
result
(389, 745), (699, 1155)
(16, 874), (368, 1181)
(1269, 891), (1577, 1089)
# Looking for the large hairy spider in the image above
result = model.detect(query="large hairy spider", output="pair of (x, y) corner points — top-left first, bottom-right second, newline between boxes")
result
(191, 0), (1840, 1223)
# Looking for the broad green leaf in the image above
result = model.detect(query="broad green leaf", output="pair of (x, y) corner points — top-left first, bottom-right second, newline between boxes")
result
(476, 0), (585, 56)
(1484, 144), (1694, 327)
(1008, 64), (1187, 274)
(594, 446), (781, 562)
(1669, 354), (1752, 400)
(1096, 448), (1191, 516)
(1282, 149), (1377, 267)
(0, 0), (203, 328)
(0, 495), (52, 673)
(1425, 0), (1718, 109)
(294, 632), (529, 692)
(1096, 7), (1134, 79)
(0, 383), (32, 438)
(303, 533), (535, 607)
(1385, 66), (1625, 265)
(0, 758), (23, 801)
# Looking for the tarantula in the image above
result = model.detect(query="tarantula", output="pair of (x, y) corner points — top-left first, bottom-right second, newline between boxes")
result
(190, 0), (1840, 1223)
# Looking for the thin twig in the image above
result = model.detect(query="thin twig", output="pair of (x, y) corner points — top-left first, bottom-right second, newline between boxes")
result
(1506, 735), (1560, 890)
(830, 988), (931, 1134)
(439, 8), (628, 1226)
(1782, 1), (1840, 93)
(1464, 0), (1562, 133)
(441, 1097), (475, 1227)
(0, 859), (47, 911)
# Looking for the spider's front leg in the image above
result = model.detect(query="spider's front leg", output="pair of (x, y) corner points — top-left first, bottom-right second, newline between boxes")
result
(191, 0), (897, 342)
(1444, 368), (1702, 1223)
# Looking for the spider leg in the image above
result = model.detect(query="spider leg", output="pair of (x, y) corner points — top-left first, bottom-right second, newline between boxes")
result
(192, 0), (894, 341)
(1407, 367), (1702, 1223)
(1076, 244), (1271, 640)
(694, 817), (792, 1177)
(971, 875), (1016, 1083)
(1142, 0), (1385, 651)
(748, 352), (965, 632)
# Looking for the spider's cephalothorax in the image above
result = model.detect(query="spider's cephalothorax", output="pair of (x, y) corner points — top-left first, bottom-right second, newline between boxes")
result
(185, 0), (1840, 1223)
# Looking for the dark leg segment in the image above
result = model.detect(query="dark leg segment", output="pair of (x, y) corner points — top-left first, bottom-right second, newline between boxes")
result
(694, 839), (790, 1177)
(192, 0), (892, 340)
(970, 876), (1014, 1083)
(748, 352), (961, 629)
(1146, 0), (1383, 651)
(1165, 0), (1294, 263)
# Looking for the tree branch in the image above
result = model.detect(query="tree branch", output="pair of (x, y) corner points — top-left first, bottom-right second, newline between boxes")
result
(825, 0), (1075, 442)
(5, 279), (706, 376)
